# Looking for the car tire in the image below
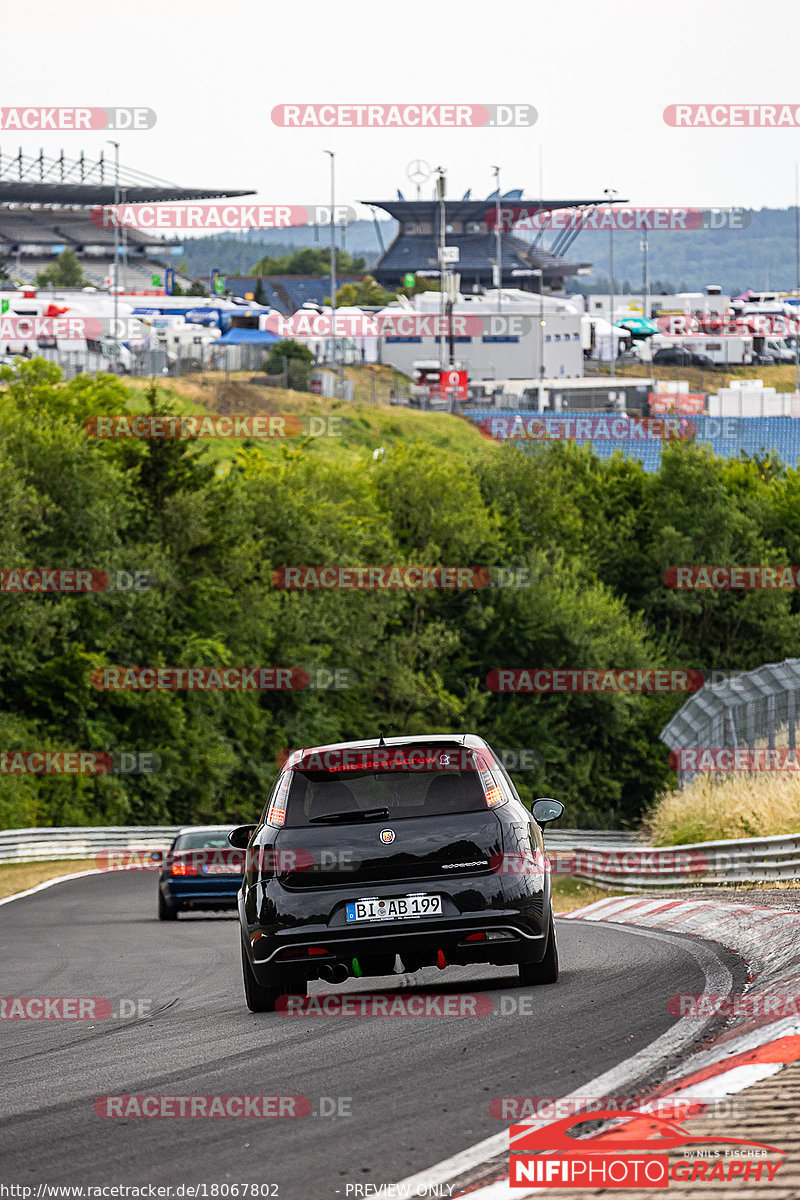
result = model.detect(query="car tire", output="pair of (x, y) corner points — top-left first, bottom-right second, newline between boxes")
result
(518, 911), (559, 985)
(240, 935), (291, 1013)
(158, 892), (178, 921)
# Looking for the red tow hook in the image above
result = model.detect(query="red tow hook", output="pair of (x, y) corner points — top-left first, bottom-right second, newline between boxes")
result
(436, 950), (447, 970)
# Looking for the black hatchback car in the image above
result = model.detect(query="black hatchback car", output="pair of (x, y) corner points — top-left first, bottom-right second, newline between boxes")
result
(228, 735), (564, 1011)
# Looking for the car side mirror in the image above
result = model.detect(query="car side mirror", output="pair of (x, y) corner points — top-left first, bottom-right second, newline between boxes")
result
(532, 798), (564, 829)
(228, 824), (257, 849)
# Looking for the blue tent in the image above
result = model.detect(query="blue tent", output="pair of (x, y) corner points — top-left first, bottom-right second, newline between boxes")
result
(214, 327), (281, 345)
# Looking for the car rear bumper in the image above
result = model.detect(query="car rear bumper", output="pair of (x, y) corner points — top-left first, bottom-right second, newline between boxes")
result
(161, 876), (243, 909)
(240, 871), (551, 979)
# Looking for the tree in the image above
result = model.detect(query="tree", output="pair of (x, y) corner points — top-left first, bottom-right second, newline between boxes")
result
(397, 276), (439, 298)
(253, 276), (266, 305)
(250, 247), (365, 276)
(264, 340), (314, 372)
(35, 248), (88, 288)
(335, 275), (395, 307)
(187, 280), (208, 296)
(131, 384), (216, 526)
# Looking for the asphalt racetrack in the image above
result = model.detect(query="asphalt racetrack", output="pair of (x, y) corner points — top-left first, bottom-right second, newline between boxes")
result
(0, 871), (735, 1199)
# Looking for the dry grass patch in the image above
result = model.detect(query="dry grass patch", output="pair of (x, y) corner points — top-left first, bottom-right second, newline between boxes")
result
(644, 772), (800, 845)
(0, 859), (95, 900)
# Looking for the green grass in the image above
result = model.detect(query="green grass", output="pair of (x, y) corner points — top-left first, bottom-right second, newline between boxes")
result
(597, 360), (800, 393)
(119, 368), (493, 473)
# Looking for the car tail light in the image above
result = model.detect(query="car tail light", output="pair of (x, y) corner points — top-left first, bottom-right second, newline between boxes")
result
(277, 946), (331, 960)
(478, 766), (506, 808)
(171, 859), (197, 876)
(460, 931), (515, 945)
(267, 772), (291, 827)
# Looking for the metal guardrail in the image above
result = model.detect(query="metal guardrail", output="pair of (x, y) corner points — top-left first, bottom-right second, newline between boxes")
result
(0, 826), (181, 864)
(1, 826), (798, 888)
(0, 826), (640, 865)
(544, 830), (642, 849)
(557, 832), (800, 890)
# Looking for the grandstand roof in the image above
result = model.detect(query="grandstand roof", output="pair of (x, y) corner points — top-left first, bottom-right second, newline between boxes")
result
(0, 184), (254, 205)
(362, 196), (610, 223)
(0, 148), (254, 206)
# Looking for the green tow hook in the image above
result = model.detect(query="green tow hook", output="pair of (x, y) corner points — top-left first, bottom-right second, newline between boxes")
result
(352, 957), (363, 978)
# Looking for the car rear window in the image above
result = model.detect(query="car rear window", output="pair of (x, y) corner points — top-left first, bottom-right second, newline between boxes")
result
(282, 765), (488, 827)
(173, 831), (233, 850)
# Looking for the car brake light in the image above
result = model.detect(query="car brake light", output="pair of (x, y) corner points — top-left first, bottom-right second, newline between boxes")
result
(479, 767), (506, 807)
(171, 860), (197, 876)
(267, 772), (291, 826)
(465, 932), (487, 941)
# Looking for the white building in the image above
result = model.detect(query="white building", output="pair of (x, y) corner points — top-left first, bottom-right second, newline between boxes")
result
(377, 289), (584, 382)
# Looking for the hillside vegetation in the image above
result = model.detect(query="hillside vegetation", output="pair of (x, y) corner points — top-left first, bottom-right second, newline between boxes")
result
(3, 360), (800, 831)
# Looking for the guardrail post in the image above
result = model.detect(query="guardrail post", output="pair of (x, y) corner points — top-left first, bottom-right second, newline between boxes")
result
(789, 690), (797, 752)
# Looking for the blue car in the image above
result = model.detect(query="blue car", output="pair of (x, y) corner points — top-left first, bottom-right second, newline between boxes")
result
(158, 825), (244, 920)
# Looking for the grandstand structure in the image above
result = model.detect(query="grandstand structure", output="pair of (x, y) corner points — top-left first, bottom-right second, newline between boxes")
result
(364, 189), (611, 293)
(0, 148), (254, 291)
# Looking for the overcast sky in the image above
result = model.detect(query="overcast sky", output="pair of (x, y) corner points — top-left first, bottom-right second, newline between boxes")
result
(5, 0), (800, 221)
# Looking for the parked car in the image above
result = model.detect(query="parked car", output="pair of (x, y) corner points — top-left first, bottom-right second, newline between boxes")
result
(229, 735), (564, 1011)
(652, 347), (715, 368)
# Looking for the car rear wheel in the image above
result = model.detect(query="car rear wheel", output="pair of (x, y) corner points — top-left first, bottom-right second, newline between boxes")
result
(158, 892), (178, 921)
(240, 936), (296, 1013)
(518, 911), (558, 985)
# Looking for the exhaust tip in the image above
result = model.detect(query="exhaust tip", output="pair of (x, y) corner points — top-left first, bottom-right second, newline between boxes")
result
(319, 962), (351, 985)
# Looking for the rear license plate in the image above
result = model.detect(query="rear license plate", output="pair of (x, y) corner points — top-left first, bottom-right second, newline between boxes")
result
(203, 863), (239, 875)
(345, 895), (442, 922)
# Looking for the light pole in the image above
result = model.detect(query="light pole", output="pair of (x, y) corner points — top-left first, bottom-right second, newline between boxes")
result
(436, 167), (447, 372)
(795, 163), (799, 395)
(641, 227), (649, 321)
(533, 268), (545, 410)
(492, 165), (502, 311)
(107, 140), (120, 369)
(324, 151), (336, 365)
(604, 187), (617, 376)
